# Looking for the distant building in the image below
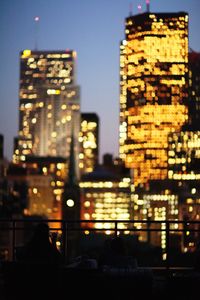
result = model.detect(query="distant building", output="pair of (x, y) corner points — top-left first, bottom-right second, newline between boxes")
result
(117, 10), (200, 253)
(0, 134), (9, 218)
(15, 49), (80, 177)
(188, 51), (200, 130)
(62, 134), (80, 222)
(133, 175), (200, 252)
(22, 156), (67, 221)
(133, 179), (179, 251)
(80, 154), (132, 232)
(132, 129), (200, 252)
(5, 156), (67, 221)
(119, 12), (189, 187)
(62, 134), (80, 259)
(0, 134), (5, 181)
(168, 131), (200, 182)
(167, 130), (200, 251)
(0, 134), (3, 159)
(3, 164), (28, 218)
(79, 113), (99, 175)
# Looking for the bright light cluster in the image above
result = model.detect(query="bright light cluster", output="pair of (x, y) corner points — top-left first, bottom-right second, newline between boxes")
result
(79, 114), (99, 174)
(80, 177), (132, 232)
(119, 12), (189, 187)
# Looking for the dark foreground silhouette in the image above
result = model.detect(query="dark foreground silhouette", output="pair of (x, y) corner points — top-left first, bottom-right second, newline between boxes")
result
(98, 236), (138, 269)
(2, 223), (63, 300)
(17, 222), (63, 265)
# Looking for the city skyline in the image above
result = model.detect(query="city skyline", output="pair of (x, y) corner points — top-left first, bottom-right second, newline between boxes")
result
(0, 0), (200, 161)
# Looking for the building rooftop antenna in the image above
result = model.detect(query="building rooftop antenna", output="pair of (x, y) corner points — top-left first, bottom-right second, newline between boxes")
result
(34, 16), (40, 50)
(137, 4), (142, 14)
(146, 0), (150, 13)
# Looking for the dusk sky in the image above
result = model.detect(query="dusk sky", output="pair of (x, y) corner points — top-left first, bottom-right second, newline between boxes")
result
(0, 0), (200, 162)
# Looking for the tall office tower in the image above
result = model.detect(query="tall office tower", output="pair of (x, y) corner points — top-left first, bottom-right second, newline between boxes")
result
(79, 113), (99, 175)
(188, 51), (200, 130)
(17, 50), (80, 171)
(119, 12), (189, 187)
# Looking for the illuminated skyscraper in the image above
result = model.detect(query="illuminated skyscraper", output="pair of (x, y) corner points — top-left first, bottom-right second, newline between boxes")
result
(188, 51), (200, 130)
(79, 113), (99, 175)
(15, 50), (80, 172)
(119, 12), (189, 187)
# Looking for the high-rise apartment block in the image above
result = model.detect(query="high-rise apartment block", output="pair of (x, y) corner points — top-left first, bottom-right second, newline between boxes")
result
(119, 12), (189, 187)
(15, 50), (80, 171)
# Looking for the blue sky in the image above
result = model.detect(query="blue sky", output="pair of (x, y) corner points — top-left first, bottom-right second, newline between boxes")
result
(0, 0), (200, 161)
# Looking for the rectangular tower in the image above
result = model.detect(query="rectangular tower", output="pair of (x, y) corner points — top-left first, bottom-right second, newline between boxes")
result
(119, 12), (189, 187)
(16, 50), (80, 167)
(79, 113), (99, 175)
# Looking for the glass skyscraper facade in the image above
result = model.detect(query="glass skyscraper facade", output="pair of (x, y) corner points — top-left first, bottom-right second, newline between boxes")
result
(119, 12), (189, 187)
(119, 11), (200, 252)
(15, 50), (80, 170)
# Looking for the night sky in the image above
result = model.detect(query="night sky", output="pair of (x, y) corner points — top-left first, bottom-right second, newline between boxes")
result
(0, 0), (200, 161)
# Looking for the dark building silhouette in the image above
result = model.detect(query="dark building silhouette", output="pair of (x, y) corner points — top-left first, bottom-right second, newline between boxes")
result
(62, 133), (80, 221)
(7, 157), (67, 220)
(188, 51), (200, 130)
(62, 132), (80, 261)
(0, 134), (3, 159)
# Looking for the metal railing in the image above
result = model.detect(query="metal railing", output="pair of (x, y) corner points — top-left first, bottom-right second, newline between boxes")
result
(0, 218), (199, 270)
